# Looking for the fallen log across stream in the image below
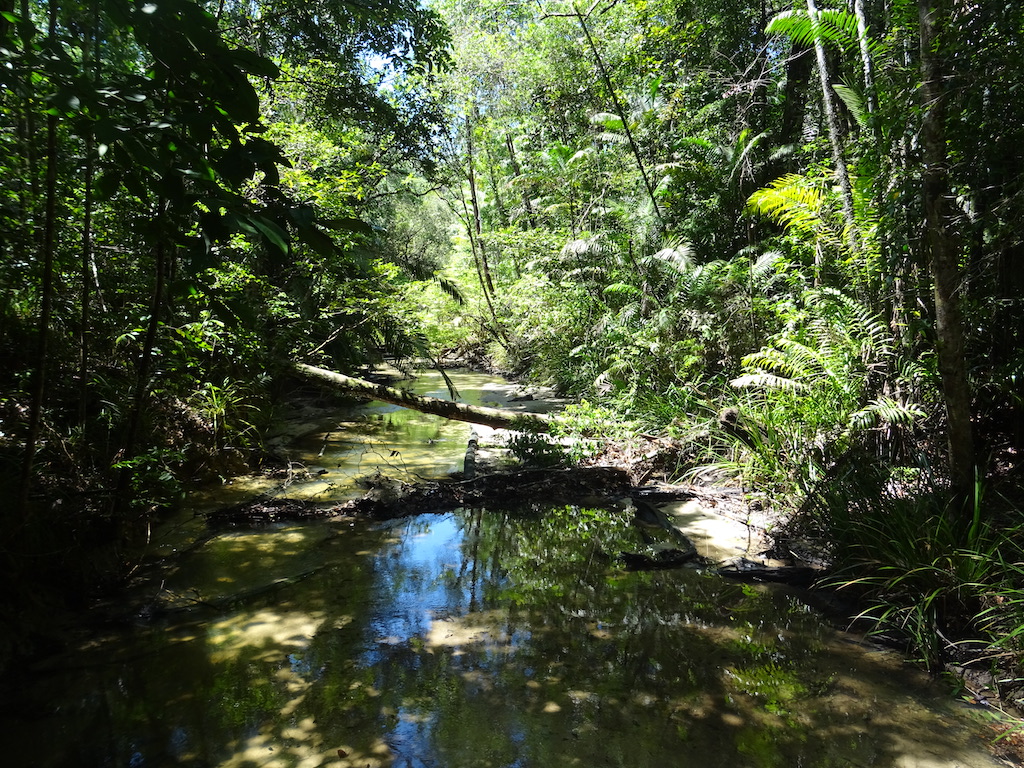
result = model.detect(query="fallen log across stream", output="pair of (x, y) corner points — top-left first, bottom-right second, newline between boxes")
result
(207, 466), (636, 528)
(292, 362), (558, 433)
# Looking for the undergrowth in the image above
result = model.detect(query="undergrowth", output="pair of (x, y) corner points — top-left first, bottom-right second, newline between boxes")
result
(791, 457), (1024, 672)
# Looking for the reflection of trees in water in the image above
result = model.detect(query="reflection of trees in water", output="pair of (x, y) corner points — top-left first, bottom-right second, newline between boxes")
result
(297, 508), (987, 768)
(12, 507), (998, 768)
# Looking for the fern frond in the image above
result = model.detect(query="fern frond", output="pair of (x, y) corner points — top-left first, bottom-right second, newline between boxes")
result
(731, 373), (808, 392)
(774, 338), (826, 374)
(747, 174), (843, 249)
(814, 287), (890, 355)
(742, 344), (816, 380)
(849, 397), (925, 429)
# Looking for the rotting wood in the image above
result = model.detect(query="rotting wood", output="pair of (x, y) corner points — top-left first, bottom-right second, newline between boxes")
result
(292, 362), (557, 433)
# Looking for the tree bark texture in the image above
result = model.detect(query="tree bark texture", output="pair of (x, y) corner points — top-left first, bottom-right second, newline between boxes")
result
(919, 0), (975, 499)
(853, 0), (877, 116)
(293, 363), (557, 433)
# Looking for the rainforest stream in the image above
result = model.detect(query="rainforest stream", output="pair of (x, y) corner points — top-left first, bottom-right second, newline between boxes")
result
(2, 371), (1005, 768)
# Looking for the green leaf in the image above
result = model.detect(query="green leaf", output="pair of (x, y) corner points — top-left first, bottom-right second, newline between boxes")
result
(603, 282), (641, 298)
(229, 47), (280, 78)
(833, 83), (868, 130)
(248, 215), (289, 254)
(94, 171), (122, 200)
(296, 226), (337, 258)
(323, 217), (374, 236)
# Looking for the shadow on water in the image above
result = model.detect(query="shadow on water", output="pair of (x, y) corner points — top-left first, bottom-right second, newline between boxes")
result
(3, 507), (1003, 768)
(0, 372), (1003, 768)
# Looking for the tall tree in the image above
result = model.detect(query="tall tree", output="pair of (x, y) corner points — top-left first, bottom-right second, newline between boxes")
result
(918, 0), (974, 502)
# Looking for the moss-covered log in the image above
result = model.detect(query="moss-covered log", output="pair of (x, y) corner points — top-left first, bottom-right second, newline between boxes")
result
(292, 363), (557, 433)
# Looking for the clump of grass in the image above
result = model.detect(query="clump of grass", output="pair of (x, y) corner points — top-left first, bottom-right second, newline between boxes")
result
(793, 457), (1024, 671)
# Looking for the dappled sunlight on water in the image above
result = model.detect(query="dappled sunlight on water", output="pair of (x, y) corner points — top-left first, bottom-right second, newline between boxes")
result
(5, 505), (1004, 768)
(1, 373), (1006, 768)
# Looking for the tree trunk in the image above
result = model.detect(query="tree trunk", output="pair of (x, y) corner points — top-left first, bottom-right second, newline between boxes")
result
(465, 113), (495, 294)
(78, 0), (101, 429)
(16, 111), (59, 522)
(852, 0), (877, 117)
(919, 0), (975, 502)
(574, 4), (662, 225)
(16, 1), (60, 521)
(292, 363), (557, 433)
(806, 0), (858, 255)
(505, 133), (537, 229)
(779, 43), (812, 149)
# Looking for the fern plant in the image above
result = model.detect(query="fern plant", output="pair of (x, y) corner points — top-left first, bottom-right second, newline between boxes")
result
(748, 168), (884, 301)
(727, 288), (923, 500)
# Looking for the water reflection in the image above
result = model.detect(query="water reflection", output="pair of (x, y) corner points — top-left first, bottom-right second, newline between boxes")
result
(5, 507), (1000, 768)
(195, 371), (540, 506)
(0, 371), (1002, 767)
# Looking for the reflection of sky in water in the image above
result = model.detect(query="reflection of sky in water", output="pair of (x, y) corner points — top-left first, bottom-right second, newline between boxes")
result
(363, 513), (534, 767)
(363, 515), (465, 662)
(4, 370), (1005, 768)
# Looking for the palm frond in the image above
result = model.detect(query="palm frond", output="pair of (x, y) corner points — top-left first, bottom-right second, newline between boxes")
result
(649, 241), (694, 272)
(436, 277), (464, 305)
(590, 112), (625, 131)
(767, 8), (882, 57)
(833, 82), (869, 130)
(603, 282), (642, 298)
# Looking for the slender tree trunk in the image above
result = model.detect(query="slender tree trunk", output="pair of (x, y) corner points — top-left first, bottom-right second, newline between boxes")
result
(852, 0), (877, 116)
(919, 0), (975, 503)
(20, 0), (39, 209)
(79, 0), (100, 429)
(111, 200), (168, 524)
(573, 4), (662, 225)
(16, 0), (59, 521)
(292, 363), (556, 433)
(455, 193), (507, 345)
(17, 111), (59, 522)
(483, 140), (509, 228)
(806, 0), (858, 254)
(780, 44), (812, 147)
(465, 114), (495, 295)
(505, 133), (537, 229)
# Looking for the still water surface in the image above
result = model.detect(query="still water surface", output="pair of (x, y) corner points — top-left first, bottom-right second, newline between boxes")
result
(3, 372), (1003, 767)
